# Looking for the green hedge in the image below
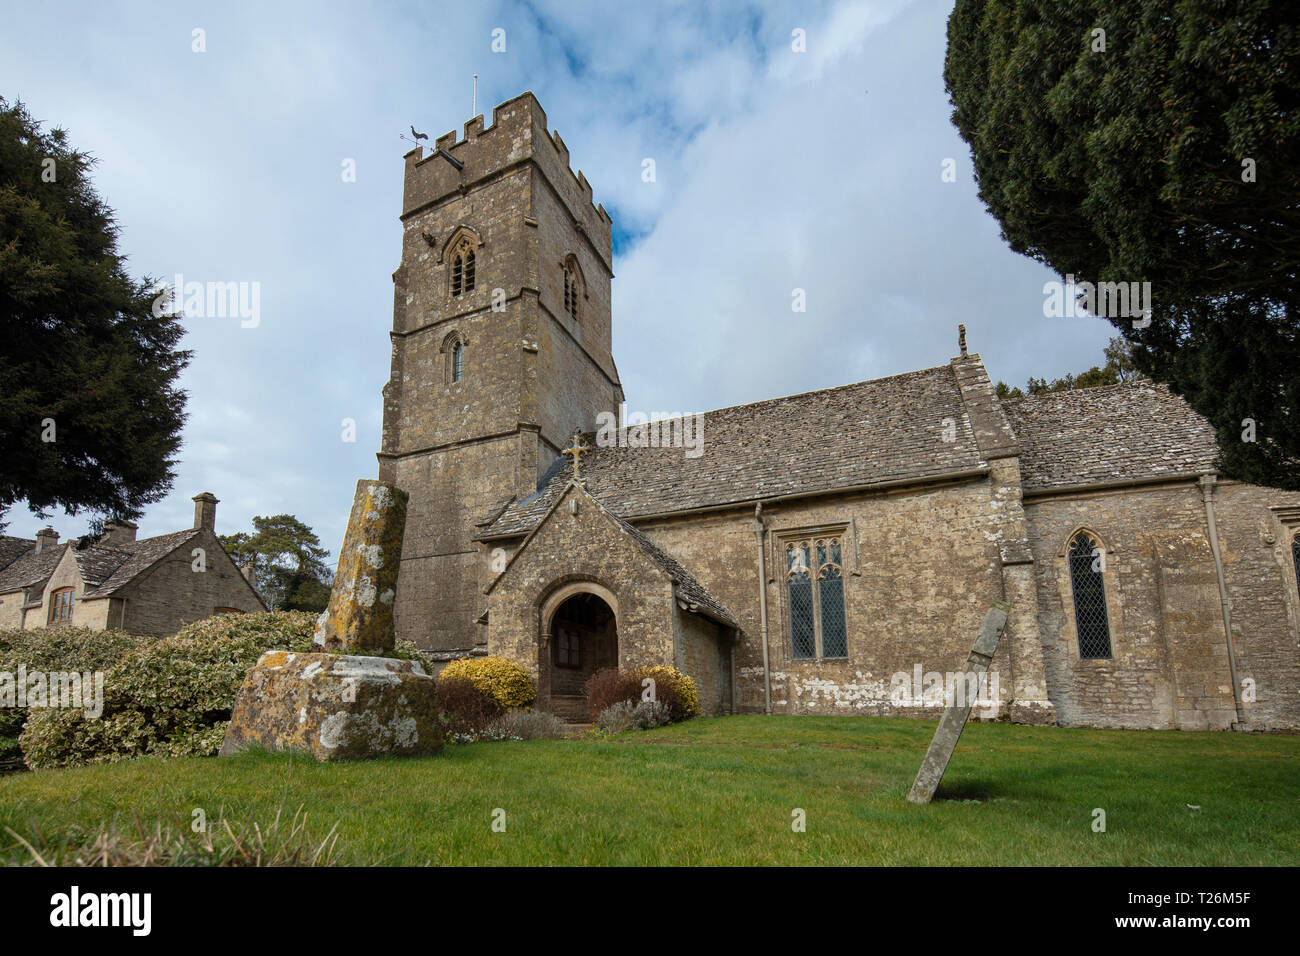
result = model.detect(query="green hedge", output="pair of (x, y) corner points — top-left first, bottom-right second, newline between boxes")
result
(13, 611), (440, 769)
(0, 626), (149, 762)
(19, 611), (319, 769)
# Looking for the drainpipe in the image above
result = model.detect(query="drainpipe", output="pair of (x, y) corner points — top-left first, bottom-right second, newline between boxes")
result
(1199, 474), (1244, 728)
(754, 503), (772, 715)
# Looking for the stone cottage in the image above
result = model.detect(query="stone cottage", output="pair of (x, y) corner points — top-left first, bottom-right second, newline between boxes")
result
(378, 92), (1300, 731)
(0, 492), (265, 636)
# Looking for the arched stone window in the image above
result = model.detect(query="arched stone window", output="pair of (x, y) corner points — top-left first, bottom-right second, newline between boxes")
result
(441, 331), (466, 384)
(450, 238), (476, 297)
(1068, 531), (1112, 659)
(562, 257), (582, 322)
(785, 533), (847, 660)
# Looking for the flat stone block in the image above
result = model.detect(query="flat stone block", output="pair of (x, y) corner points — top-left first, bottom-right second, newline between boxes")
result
(220, 651), (443, 761)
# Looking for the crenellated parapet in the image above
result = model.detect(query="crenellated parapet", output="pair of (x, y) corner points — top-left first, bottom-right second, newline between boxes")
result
(402, 92), (612, 266)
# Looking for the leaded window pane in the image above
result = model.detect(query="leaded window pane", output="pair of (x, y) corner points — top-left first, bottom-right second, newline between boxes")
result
(1068, 533), (1112, 659)
(451, 255), (463, 296)
(819, 565), (847, 657)
(787, 542), (815, 659)
(465, 250), (476, 291)
(452, 342), (464, 382)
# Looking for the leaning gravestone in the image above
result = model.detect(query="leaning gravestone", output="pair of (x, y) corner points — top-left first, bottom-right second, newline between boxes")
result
(220, 479), (442, 761)
(906, 602), (1009, 804)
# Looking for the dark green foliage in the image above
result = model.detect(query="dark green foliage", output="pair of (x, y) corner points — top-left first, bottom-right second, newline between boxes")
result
(0, 98), (190, 529)
(220, 514), (333, 612)
(946, 2), (1300, 488)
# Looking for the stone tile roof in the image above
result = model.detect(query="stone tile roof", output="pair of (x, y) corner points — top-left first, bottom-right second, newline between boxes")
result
(0, 542), (67, 593)
(479, 364), (986, 537)
(0, 529), (200, 597)
(606, 508), (737, 626)
(85, 529), (201, 595)
(1003, 382), (1219, 491)
(0, 536), (34, 574)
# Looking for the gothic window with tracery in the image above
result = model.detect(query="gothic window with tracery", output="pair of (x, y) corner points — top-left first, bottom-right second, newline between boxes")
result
(785, 534), (847, 660)
(450, 240), (475, 296)
(1068, 531), (1112, 659)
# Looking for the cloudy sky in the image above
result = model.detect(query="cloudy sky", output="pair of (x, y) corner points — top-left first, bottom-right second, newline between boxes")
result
(2, 0), (1114, 561)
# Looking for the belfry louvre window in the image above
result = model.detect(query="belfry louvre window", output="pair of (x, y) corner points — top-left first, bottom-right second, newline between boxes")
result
(785, 534), (848, 660)
(450, 242), (475, 296)
(563, 264), (579, 321)
(1068, 532), (1112, 659)
(50, 587), (75, 624)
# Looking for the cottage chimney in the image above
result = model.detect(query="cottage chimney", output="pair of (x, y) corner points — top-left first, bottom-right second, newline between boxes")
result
(102, 519), (138, 547)
(192, 492), (219, 532)
(34, 527), (59, 553)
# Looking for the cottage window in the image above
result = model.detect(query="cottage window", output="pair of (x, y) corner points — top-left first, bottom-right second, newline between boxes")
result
(1068, 532), (1112, 659)
(785, 534), (848, 660)
(50, 587), (75, 624)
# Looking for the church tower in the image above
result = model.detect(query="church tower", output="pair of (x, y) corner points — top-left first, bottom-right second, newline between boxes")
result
(378, 93), (623, 652)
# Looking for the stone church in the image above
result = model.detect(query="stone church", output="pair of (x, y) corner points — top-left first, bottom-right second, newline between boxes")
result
(379, 92), (1300, 732)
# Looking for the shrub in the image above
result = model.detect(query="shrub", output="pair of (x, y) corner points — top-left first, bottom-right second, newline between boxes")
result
(390, 639), (436, 676)
(18, 610), (319, 769)
(438, 656), (535, 709)
(595, 699), (671, 734)
(487, 708), (568, 740)
(435, 676), (503, 739)
(171, 610), (318, 651)
(584, 665), (698, 723)
(637, 665), (699, 721)
(0, 626), (149, 758)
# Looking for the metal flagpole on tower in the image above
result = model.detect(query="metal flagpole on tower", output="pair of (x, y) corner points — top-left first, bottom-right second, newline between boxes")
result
(473, 74), (477, 116)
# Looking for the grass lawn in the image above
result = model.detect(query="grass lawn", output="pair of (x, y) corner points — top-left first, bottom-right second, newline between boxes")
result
(0, 715), (1296, 865)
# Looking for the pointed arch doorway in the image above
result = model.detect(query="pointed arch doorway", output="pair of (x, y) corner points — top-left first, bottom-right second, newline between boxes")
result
(542, 585), (618, 721)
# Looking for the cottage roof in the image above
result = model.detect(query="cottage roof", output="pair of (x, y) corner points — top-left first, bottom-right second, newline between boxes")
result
(0, 528), (201, 597)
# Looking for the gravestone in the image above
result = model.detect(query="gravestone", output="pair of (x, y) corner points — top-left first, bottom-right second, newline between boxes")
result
(220, 479), (443, 761)
(906, 602), (1009, 804)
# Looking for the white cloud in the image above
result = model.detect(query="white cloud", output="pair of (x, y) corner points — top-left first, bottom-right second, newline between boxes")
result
(2, 0), (1115, 558)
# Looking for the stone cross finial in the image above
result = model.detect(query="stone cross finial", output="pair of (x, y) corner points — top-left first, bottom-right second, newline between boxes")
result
(561, 428), (591, 482)
(958, 324), (968, 357)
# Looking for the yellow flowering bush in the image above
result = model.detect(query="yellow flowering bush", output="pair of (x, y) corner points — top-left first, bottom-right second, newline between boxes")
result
(636, 666), (699, 721)
(438, 655), (535, 709)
